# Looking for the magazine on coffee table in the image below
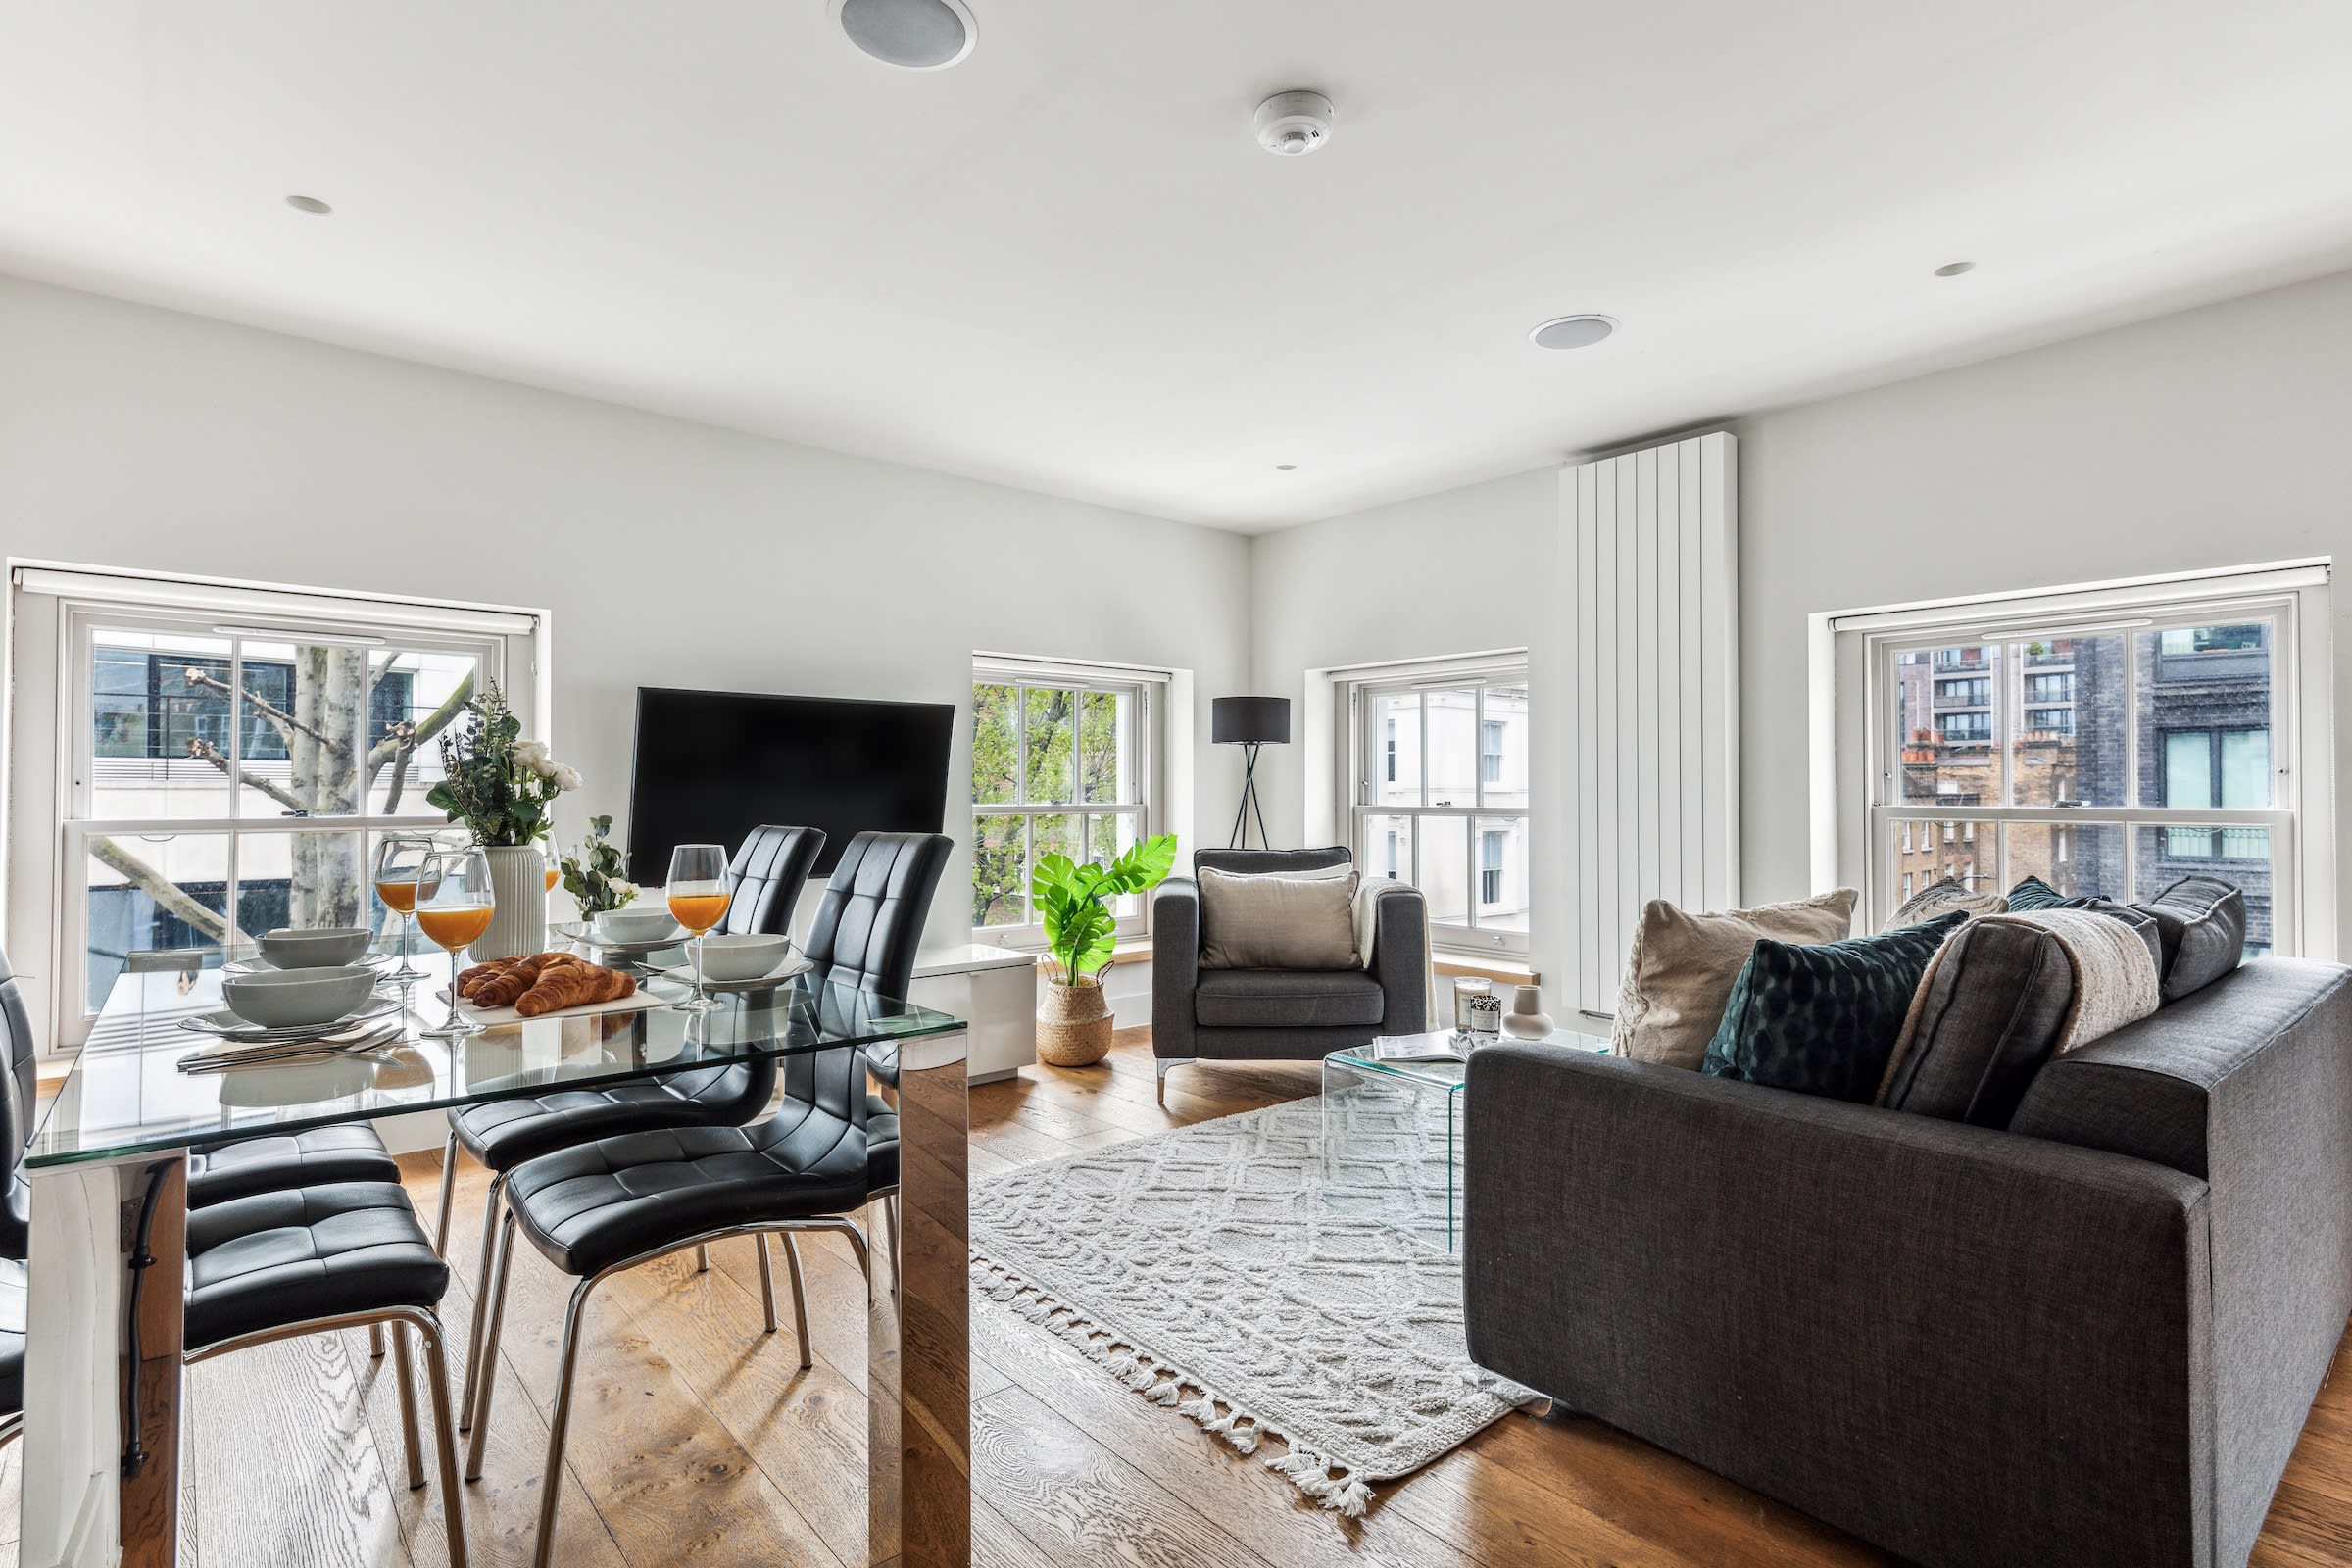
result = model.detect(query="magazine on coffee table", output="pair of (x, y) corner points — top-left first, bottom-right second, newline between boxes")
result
(1369, 1030), (1475, 1064)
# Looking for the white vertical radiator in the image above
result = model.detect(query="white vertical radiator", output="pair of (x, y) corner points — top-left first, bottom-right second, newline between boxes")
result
(1565, 431), (1740, 1018)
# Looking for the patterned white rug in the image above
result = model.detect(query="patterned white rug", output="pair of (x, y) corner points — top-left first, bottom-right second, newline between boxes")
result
(968, 1093), (1535, 1516)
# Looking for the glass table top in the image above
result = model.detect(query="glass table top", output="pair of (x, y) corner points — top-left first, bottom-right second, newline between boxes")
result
(29, 958), (963, 1169)
(1328, 1025), (1614, 1093)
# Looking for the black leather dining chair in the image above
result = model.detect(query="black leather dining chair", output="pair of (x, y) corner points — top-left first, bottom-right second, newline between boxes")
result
(436, 824), (825, 1429)
(0, 948), (35, 1452)
(185, 1181), (470, 1565)
(463, 830), (951, 1568)
(721, 822), (826, 936)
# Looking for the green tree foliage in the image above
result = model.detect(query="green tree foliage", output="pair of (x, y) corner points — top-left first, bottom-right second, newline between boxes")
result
(970, 684), (1132, 926)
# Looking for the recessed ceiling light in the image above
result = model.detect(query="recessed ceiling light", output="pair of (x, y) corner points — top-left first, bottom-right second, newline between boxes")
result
(1275, 464), (1298, 471)
(284, 194), (332, 215)
(1529, 315), (1616, 351)
(1934, 260), (1976, 277)
(832, 0), (976, 70)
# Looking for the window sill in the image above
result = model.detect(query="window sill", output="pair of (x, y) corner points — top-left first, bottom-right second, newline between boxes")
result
(1432, 953), (1540, 985)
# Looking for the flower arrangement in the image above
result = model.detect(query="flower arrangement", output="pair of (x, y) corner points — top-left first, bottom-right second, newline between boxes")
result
(560, 814), (639, 915)
(424, 681), (577, 847)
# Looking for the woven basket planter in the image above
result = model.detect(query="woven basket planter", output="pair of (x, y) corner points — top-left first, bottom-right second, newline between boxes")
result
(1037, 977), (1114, 1067)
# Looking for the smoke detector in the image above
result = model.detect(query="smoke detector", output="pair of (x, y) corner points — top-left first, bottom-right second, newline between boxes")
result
(1254, 90), (1335, 157)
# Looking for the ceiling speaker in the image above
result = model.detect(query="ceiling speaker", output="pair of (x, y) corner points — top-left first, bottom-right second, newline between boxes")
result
(833, 0), (976, 71)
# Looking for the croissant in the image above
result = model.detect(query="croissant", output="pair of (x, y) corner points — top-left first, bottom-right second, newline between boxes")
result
(456, 958), (521, 998)
(514, 961), (637, 1017)
(467, 957), (548, 1008)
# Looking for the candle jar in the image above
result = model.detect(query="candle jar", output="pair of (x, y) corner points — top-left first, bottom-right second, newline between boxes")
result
(1451, 976), (1493, 1032)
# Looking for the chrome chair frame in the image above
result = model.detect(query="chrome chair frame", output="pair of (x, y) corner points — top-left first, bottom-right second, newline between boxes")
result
(464, 1212), (867, 1568)
(186, 1302), (468, 1567)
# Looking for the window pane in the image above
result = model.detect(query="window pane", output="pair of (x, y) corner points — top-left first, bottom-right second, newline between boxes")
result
(2136, 622), (2270, 808)
(84, 831), (232, 1009)
(89, 630), (236, 820)
(971, 813), (1024, 927)
(364, 650), (481, 815)
(1359, 813), (1411, 882)
(1894, 647), (1999, 807)
(1479, 683), (1530, 808)
(1419, 814), (1468, 926)
(2164, 731), (2214, 808)
(1424, 689), (1477, 807)
(1369, 691), (1420, 807)
(237, 642), (366, 821)
(238, 827), (368, 934)
(2004, 821), (2123, 901)
(1089, 812), (1142, 918)
(1080, 690), (1133, 805)
(2009, 633), (2124, 808)
(972, 684), (1018, 807)
(1887, 819), (1999, 898)
(2136, 825), (2272, 956)
(1472, 816), (1528, 934)
(1033, 812), (1080, 874)
(1021, 688), (1078, 804)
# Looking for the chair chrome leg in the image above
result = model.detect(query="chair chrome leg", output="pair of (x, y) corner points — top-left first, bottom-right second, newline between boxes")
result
(415, 1310), (472, 1568)
(457, 1169), (509, 1431)
(754, 1233), (779, 1335)
(391, 1322), (425, 1489)
(433, 1129), (462, 1256)
(464, 1208), (518, 1481)
(531, 1276), (601, 1568)
(695, 1243), (710, 1272)
(370, 1321), (386, 1358)
(781, 1234), (812, 1369)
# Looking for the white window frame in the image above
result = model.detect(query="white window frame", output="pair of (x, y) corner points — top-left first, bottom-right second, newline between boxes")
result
(1342, 655), (1533, 956)
(7, 564), (544, 1052)
(1814, 562), (2332, 953)
(968, 654), (1161, 950)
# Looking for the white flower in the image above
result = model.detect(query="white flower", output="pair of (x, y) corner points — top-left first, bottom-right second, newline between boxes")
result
(551, 763), (582, 792)
(612, 879), (637, 897)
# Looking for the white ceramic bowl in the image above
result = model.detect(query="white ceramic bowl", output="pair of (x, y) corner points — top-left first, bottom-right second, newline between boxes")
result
(220, 965), (378, 1029)
(698, 932), (791, 982)
(257, 926), (372, 969)
(596, 906), (682, 944)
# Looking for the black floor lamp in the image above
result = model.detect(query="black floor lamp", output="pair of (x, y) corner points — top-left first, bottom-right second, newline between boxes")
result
(1213, 696), (1292, 850)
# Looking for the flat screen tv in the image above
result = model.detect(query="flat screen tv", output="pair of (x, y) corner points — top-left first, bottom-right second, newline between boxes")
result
(626, 687), (955, 883)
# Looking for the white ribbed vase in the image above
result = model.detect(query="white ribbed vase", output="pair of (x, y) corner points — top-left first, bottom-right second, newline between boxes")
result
(478, 846), (549, 961)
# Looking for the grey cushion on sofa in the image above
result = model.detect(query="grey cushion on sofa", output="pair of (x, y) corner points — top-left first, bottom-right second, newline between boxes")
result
(2136, 875), (2246, 1003)
(1193, 969), (1385, 1029)
(1880, 919), (2077, 1126)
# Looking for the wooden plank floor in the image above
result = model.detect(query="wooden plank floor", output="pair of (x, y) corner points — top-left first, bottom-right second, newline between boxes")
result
(10, 1024), (2352, 1565)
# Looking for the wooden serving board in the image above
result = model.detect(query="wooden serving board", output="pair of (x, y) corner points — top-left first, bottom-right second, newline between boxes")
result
(434, 986), (671, 1027)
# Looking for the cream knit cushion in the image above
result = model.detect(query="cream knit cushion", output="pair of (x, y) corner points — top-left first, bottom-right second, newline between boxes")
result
(1610, 889), (1860, 1069)
(1199, 866), (1362, 969)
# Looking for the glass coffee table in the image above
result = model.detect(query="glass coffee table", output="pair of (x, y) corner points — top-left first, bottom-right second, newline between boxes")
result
(1320, 1026), (1613, 1251)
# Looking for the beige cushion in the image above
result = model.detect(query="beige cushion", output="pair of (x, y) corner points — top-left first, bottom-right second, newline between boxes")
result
(1198, 866), (1361, 970)
(1609, 889), (1860, 1069)
(1884, 876), (2007, 932)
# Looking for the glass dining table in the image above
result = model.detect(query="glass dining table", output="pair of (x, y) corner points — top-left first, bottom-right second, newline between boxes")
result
(20, 953), (974, 1568)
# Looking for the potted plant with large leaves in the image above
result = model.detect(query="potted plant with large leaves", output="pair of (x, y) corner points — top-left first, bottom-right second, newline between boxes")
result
(1032, 833), (1178, 1067)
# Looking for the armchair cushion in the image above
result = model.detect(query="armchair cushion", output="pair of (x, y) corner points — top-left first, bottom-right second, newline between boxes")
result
(1195, 969), (1385, 1029)
(1198, 865), (1359, 969)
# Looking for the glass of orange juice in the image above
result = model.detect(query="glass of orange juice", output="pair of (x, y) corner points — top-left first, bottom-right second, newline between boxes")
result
(665, 843), (732, 1012)
(416, 847), (496, 1037)
(373, 833), (440, 983)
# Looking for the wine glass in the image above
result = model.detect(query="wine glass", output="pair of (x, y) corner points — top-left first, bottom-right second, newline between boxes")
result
(372, 833), (439, 983)
(665, 843), (732, 1012)
(416, 848), (496, 1038)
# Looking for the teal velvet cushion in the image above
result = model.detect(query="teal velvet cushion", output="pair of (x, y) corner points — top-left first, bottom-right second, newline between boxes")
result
(2005, 875), (2097, 911)
(1700, 911), (1968, 1102)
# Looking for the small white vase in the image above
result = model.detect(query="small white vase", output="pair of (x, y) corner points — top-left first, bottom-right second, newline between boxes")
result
(1500, 983), (1554, 1040)
(478, 845), (550, 961)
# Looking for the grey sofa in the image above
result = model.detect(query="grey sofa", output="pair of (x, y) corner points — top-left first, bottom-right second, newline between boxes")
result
(1151, 847), (1427, 1104)
(1463, 957), (2352, 1568)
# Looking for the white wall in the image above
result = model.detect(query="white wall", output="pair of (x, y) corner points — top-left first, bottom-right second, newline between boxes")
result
(1249, 266), (2352, 1016)
(0, 275), (1251, 1017)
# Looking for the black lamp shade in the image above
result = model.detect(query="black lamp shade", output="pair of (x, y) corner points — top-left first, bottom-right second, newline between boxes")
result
(1212, 696), (1292, 746)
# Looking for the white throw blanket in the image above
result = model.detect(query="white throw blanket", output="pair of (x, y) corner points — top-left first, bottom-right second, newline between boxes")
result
(1884, 907), (2159, 1100)
(1353, 874), (1440, 1028)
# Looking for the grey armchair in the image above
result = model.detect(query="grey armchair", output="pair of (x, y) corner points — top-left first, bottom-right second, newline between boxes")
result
(1151, 847), (1428, 1104)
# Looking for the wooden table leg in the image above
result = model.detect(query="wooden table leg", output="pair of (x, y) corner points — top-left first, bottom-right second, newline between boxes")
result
(871, 1030), (970, 1568)
(24, 1154), (188, 1568)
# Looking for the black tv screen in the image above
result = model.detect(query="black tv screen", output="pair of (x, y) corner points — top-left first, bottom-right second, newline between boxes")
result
(626, 687), (955, 884)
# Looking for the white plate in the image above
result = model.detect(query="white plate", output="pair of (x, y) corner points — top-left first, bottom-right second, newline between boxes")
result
(651, 956), (815, 994)
(551, 920), (687, 956)
(223, 950), (397, 977)
(177, 994), (403, 1041)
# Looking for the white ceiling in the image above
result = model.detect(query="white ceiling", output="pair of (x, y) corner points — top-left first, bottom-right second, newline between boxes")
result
(6, 1), (2352, 532)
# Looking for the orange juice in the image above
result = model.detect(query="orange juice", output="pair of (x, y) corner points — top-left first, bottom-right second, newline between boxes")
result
(374, 877), (418, 914)
(667, 891), (731, 934)
(416, 904), (495, 952)
(544, 865), (560, 893)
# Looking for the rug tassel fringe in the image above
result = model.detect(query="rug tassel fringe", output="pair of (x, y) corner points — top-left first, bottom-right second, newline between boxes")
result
(970, 1252), (1378, 1514)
